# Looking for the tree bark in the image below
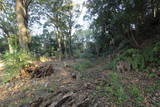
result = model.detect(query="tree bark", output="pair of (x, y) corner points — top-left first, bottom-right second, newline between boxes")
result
(55, 26), (63, 60)
(68, 28), (73, 58)
(68, 11), (73, 58)
(7, 36), (18, 54)
(16, 0), (30, 51)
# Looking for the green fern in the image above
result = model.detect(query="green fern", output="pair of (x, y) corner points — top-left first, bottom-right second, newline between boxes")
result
(119, 49), (145, 71)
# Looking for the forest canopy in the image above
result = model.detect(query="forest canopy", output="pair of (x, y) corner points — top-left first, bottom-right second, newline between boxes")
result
(0, 0), (159, 57)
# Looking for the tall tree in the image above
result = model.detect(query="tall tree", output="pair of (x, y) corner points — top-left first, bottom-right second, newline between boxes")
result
(40, 0), (75, 59)
(15, 0), (33, 51)
(87, 0), (160, 54)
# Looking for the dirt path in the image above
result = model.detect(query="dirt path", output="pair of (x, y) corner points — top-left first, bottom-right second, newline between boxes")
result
(0, 59), (93, 107)
(0, 59), (159, 107)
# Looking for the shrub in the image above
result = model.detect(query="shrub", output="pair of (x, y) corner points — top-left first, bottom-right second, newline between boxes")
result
(120, 49), (145, 71)
(104, 56), (121, 71)
(108, 41), (160, 73)
(2, 50), (33, 73)
(144, 42), (160, 67)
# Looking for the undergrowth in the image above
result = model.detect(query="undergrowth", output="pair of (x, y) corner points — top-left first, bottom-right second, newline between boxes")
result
(127, 84), (144, 106)
(2, 50), (33, 73)
(0, 50), (34, 83)
(107, 41), (160, 74)
(105, 72), (128, 104)
(91, 72), (145, 106)
(71, 60), (93, 71)
(92, 72), (128, 105)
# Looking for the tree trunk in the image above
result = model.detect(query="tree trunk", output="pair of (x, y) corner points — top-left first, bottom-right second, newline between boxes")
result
(129, 26), (140, 48)
(68, 31), (73, 58)
(63, 37), (68, 58)
(56, 30), (63, 61)
(16, 0), (30, 51)
(68, 12), (73, 58)
(7, 36), (18, 54)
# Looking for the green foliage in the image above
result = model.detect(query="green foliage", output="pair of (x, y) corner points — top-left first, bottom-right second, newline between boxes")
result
(73, 49), (81, 58)
(120, 49), (145, 71)
(71, 60), (93, 71)
(104, 57), (121, 71)
(0, 50), (34, 84)
(127, 84), (144, 106)
(2, 50), (33, 73)
(79, 52), (95, 59)
(0, 73), (16, 84)
(87, 63), (160, 106)
(107, 41), (160, 73)
(41, 0), (76, 58)
(144, 42), (160, 67)
(93, 72), (128, 105)
(87, 0), (160, 54)
(30, 35), (57, 57)
(105, 72), (128, 104)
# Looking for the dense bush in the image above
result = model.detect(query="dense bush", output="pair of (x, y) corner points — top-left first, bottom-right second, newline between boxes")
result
(108, 41), (160, 73)
(120, 49), (145, 71)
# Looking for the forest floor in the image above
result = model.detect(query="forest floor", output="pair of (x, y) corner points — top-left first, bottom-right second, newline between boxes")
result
(0, 58), (160, 107)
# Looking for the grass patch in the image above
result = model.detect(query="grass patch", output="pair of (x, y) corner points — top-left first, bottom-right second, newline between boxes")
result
(127, 84), (144, 106)
(91, 72), (128, 105)
(71, 60), (93, 71)
(105, 72), (128, 105)
(91, 72), (147, 106)
(8, 98), (32, 107)
(0, 72), (18, 85)
(1, 50), (34, 73)
(71, 60), (94, 80)
(0, 50), (34, 85)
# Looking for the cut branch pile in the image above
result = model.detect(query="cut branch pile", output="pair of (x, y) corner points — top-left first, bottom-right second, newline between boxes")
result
(20, 64), (55, 78)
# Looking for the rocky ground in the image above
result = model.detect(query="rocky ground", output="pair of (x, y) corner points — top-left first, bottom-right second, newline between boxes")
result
(0, 58), (159, 107)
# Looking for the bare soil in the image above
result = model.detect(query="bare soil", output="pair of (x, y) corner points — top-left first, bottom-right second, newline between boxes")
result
(0, 58), (159, 107)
